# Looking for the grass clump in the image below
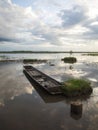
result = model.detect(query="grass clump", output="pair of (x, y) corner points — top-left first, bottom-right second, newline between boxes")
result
(62, 57), (77, 64)
(61, 79), (92, 97)
(23, 59), (47, 64)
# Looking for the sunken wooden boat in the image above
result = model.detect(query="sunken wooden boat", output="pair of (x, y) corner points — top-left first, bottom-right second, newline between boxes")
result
(24, 65), (62, 95)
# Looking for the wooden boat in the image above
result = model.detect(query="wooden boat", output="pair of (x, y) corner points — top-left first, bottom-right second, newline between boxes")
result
(23, 65), (62, 95)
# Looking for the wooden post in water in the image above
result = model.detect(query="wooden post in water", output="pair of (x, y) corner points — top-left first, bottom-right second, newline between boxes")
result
(70, 102), (82, 120)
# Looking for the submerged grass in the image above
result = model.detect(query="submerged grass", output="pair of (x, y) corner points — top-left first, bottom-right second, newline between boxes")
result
(61, 79), (93, 97)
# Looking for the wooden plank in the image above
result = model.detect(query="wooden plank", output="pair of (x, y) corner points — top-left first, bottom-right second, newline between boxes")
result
(24, 65), (62, 95)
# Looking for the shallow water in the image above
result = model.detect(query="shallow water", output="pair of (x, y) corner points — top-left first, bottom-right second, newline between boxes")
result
(0, 54), (98, 130)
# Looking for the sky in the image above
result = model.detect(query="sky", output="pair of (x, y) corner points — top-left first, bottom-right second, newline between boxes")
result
(0, 0), (98, 51)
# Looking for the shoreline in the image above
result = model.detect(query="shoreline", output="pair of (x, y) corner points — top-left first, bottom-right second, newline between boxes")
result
(0, 51), (98, 54)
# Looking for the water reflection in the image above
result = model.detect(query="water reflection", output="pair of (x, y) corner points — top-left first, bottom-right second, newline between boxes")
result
(34, 59), (98, 87)
(24, 70), (84, 120)
(70, 101), (82, 120)
(1, 54), (98, 129)
(23, 70), (64, 103)
(0, 62), (34, 106)
(69, 65), (73, 70)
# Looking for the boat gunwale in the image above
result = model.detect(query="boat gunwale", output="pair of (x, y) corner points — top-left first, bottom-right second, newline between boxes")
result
(24, 65), (62, 95)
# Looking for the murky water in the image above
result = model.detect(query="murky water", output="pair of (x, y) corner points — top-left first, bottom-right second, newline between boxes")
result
(0, 54), (98, 130)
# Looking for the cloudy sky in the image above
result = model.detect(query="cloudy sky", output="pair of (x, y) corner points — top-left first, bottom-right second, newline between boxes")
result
(0, 0), (98, 51)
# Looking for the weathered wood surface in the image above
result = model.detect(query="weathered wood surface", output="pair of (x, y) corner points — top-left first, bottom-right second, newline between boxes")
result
(24, 65), (62, 95)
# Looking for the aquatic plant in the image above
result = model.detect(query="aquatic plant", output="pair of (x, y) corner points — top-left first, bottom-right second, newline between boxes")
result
(61, 79), (93, 97)
(0, 55), (9, 60)
(83, 53), (98, 56)
(23, 59), (47, 64)
(62, 57), (77, 64)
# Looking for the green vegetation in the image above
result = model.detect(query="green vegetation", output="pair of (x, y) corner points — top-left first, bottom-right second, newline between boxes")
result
(23, 59), (47, 64)
(0, 51), (69, 53)
(62, 57), (77, 64)
(83, 53), (98, 56)
(61, 79), (92, 97)
(0, 51), (98, 54)
(0, 58), (47, 63)
(0, 55), (9, 59)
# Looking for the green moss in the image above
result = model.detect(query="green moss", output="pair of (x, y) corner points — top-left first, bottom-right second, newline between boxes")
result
(61, 79), (92, 97)
(62, 57), (77, 64)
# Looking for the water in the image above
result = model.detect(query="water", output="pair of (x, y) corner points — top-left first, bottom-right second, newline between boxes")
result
(0, 53), (68, 60)
(0, 53), (98, 130)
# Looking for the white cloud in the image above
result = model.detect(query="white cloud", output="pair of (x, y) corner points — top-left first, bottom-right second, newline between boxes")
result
(60, 5), (87, 28)
(0, 0), (98, 51)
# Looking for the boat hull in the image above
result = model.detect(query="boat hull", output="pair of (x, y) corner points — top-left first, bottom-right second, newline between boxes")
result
(23, 65), (62, 95)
